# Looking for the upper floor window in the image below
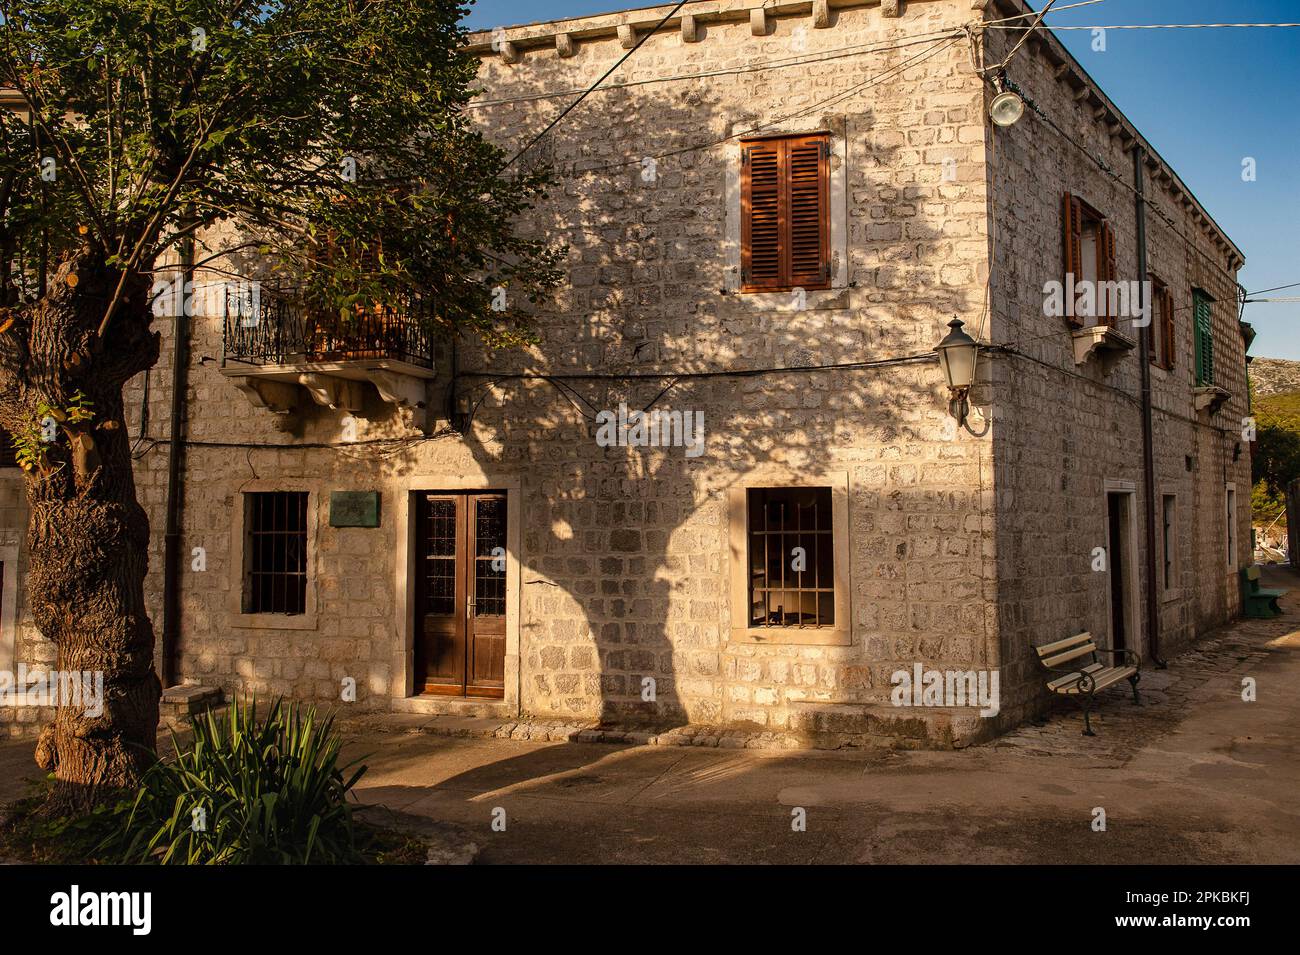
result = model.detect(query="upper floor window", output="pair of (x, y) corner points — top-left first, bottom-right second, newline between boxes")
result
(740, 133), (830, 293)
(1193, 288), (1215, 386)
(0, 429), (17, 469)
(1147, 275), (1175, 370)
(1062, 192), (1117, 327)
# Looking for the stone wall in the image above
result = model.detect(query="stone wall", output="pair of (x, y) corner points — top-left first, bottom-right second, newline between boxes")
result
(0, 0), (1252, 744)
(979, 11), (1252, 718)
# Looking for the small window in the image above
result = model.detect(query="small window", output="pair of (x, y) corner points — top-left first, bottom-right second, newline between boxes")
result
(1193, 289), (1214, 386)
(1062, 192), (1117, 328)
(1147, 276), (1175, 370)
(746, 487), (835, 628)
(740, 133), (830, 292)
(1161, 494), (1177, 589)
(243, 492), (309, 615)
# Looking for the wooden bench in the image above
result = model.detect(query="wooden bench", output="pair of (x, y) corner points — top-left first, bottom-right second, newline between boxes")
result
(1032, 632), (1140, 736)
(1240, 565), (1287, 619)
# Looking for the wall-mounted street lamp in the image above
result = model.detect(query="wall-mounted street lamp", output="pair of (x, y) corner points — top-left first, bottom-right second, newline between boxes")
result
(988, 70), (1026, 128)
(989, 89), (1025, 128)
(935, 317), (981, 429)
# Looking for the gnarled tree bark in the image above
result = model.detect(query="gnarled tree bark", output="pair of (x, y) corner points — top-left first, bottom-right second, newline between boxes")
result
(0, 244), (161, 811)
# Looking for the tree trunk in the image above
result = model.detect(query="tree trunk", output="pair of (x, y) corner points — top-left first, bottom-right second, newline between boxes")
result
(0, 245), (161, 811)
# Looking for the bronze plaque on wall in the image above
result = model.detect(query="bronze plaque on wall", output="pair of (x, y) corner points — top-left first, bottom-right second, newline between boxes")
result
(330, 491), (380, 528)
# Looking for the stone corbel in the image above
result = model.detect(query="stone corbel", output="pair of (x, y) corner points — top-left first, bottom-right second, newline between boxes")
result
(882, 0), (902, 17)
(297, 373), (365, 413)
(1072, 324), (1136, 369)
(1192, 385), (1231, 415)
(364, 369), (428, 410)
(617, 24), (636, 49)
(556, 33), (577, 57)
(365, 369), (429, 432)
(813, 1), (832, 28)
(498, 40), (520, 64)
(681, 14), (701, 43)
(231, 377), (299, 432)
(750, 9), (769, 36)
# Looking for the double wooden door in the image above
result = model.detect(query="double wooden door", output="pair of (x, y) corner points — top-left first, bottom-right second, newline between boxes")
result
(414, 492), (507, 697)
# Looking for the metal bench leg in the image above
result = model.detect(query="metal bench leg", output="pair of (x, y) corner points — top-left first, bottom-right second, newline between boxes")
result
(1128, 672), (1140, 705)
(1081, 693), (1095, 736)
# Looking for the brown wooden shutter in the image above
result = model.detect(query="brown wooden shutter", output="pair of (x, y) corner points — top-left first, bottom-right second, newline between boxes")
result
(787, 136), (830, 290)
(1162, 287), (1176, 369)
(1097, 219), (1117, 326)
(1062, 192), (1084, 327)
(1154, 280), (1164, 366)
(742, 134), (830, 291)
(742, 139), (783, 291)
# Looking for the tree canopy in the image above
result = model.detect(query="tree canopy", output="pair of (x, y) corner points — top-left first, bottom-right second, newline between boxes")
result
(0, 0), (562, 345)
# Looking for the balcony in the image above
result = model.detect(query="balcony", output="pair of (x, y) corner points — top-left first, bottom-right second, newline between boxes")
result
(220, 287), (439, 431)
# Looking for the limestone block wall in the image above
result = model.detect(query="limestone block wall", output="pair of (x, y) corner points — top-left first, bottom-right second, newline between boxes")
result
(0, 0), (1252, 744)
(979, 13), (1252, 717)
(454, 0), (997, 729)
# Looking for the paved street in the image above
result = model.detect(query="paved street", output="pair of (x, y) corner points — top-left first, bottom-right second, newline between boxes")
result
(345, 568), (1300, 864)
(2, 568), (1296, 864)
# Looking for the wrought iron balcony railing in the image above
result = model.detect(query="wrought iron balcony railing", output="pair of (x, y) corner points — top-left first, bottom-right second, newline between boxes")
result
(221, 285), (438, 369)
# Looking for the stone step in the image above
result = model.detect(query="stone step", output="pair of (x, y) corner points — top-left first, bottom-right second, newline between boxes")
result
(787, 701), (1002, 749)
(159, 684), (223, 722)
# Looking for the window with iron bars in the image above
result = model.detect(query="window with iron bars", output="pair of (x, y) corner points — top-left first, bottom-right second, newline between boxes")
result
(242, 492), (309, 615)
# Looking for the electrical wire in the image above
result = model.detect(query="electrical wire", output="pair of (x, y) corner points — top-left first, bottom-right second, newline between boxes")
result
(501, 0), (692, 171)
(987, 22), (1300, 30)
(989, 0), (1060, 73)
(569, 32), (965, 176)
(469, 28), (975, 109)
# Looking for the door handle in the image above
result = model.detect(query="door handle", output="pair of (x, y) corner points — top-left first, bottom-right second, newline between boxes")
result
(466, 596), (476, 620)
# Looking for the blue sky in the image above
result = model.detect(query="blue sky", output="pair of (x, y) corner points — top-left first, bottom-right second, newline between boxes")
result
(462, 0), (1300, 360)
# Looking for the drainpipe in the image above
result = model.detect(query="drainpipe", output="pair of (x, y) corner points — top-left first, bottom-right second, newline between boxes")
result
(160, 208), (194, 688)
(1133, 146), (1165, 668)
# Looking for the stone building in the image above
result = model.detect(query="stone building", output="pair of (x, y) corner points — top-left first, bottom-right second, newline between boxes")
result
(1, 0), (1254, 745)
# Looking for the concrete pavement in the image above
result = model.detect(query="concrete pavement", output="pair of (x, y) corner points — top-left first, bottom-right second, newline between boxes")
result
(346, 569), (1300, 864)
(1, 568), (1296, 864)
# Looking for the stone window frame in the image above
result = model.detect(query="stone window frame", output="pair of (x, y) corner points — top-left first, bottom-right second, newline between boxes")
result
(726, 469), (851, 646)
(1102, 478), (1141, 657)
(230, 482), (320, 632)
(723, 115), (849, 309)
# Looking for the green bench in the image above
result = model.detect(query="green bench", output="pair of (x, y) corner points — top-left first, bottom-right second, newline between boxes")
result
(1240, 566), (1287, 619)
(1032, 632), (1140, 736)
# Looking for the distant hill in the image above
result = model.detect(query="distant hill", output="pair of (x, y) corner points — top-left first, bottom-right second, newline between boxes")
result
(1251, 358), (1300, 399)
(1257, 390), (1300, 430)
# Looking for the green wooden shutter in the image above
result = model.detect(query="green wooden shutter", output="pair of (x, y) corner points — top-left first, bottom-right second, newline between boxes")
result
(1193, 290), (1213, 386)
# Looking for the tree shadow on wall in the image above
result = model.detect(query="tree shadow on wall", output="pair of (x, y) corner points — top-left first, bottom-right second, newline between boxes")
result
(428, 33), (988, 747)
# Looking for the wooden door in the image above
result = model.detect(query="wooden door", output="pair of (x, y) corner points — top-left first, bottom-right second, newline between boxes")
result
(1107, 492), (1128, 652)
(415, 492), (506, 697)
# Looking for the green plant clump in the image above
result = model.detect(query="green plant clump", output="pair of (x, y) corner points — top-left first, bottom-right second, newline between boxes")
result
(114, 698), (366, 864)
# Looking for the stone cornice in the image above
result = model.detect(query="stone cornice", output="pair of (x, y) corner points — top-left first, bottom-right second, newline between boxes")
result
(465, 0), (913, 54)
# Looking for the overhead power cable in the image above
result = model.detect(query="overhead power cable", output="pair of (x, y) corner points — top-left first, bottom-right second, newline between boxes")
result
(569, 32), (964, 176)
(468, 29), (967, 109)
(989, 0), (1060, 72)
(987, 22), (1300, 30)
(501, 0), (691, 171)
